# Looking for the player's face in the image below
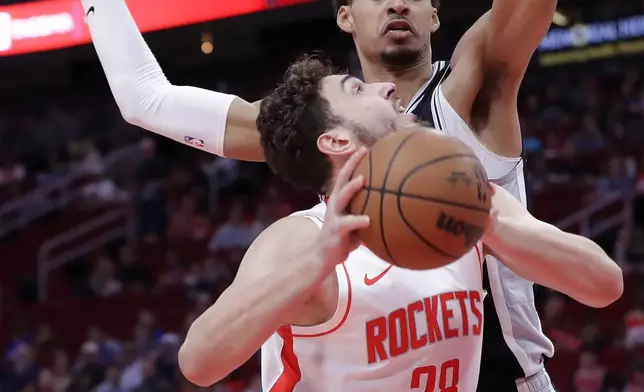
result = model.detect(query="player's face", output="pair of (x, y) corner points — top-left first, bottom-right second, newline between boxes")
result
(316, 74), (416, 155)
(337, 0), (439, 68)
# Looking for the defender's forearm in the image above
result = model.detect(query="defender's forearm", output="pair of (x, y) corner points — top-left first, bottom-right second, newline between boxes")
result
(485, 217), (623, 308)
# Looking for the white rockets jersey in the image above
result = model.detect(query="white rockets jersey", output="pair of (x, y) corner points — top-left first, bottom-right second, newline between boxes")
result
(406, 61), (554, 379)
(261, 202), (485, 392)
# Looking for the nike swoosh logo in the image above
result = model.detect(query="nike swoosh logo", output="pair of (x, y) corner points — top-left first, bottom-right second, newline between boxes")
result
(86, 6), (95, 17)
(364, 265), (393, 286)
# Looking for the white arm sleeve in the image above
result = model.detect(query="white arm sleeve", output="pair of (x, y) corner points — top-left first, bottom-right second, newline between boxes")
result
(81, 0), (235, 156)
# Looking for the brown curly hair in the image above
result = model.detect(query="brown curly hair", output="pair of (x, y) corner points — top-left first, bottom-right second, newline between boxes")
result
(332, 0), (440, 13)
(256, 56), (342, 193)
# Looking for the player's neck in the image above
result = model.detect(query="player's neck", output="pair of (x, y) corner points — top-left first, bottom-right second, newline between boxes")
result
(361, 56), (433, 108)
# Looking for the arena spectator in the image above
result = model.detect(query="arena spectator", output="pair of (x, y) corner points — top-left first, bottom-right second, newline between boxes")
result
(81, 173), (128, 203)
(624, 359), (644, 392)
(208, 203), (257, 252)
(132, 326), (155, 357)
(96, 366), (124, 392)
(572, 351), (610, 392)
(5, 344), (39, 391)
(166, 196), (210, 241)
(155, 334), (181, 387)
(118, 342), (144, 391)
(132, 356), (172, 392)
(117, 246), (153, 293)
(625, 308), (644, 350)
(69, 341), (105, 391)
(0, 157), (26, 187)
(83, 327), (121, 366)
(39, 350), (72, 392)
(135, 310), (164, 344)
(156, 250), (186, 287)
(541, 295), (584, 353)
(83, 256), (123, 298)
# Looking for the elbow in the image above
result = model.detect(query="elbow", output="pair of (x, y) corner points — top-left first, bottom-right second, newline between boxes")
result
(118, 105), (143, 127)
(601, 263), (624, 307)
(109, 77), (167, 128)
(108, 78), (144, 126)
(178, 338), (225, 387)
(116, 94), (148, 128)
(585, 260), (624, 308)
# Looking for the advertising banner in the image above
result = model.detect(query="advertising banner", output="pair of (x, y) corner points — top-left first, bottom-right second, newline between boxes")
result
(0, 0), (313, 56)
(538, 14), (644, 66)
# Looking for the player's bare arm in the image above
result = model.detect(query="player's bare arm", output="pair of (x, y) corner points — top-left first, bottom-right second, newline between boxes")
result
(178, 149), (370, 387)
(482, 184), (624, 309)
(442, 0), (558, 157)
(81, 0), (264, 161)
(178, 217), (329, 387)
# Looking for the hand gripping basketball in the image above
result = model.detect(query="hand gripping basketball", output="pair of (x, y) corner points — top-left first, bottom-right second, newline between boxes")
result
(316, 148), (371, 268)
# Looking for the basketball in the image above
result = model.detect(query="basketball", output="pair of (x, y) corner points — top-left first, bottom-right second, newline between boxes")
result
(348, 127), (492, 270)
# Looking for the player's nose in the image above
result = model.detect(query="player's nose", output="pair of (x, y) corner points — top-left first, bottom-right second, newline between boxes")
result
(386, 0), (410, 16)
(376, 83), (397, 100)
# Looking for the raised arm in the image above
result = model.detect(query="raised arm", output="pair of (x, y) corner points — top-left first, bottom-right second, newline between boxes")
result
(443, 0), (557, 157)
(483, 0), (557, 77)
(81, 0), (263, 161)
(482, 184), (623, 308)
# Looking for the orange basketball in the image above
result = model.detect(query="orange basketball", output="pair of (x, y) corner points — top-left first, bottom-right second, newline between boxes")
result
(348, 127), (491, 270)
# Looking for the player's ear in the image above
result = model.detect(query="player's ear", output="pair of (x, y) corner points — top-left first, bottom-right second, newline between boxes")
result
(431, 10), (440, 33)
(318, 128), (357, 156)
(337, 5), (354, 34)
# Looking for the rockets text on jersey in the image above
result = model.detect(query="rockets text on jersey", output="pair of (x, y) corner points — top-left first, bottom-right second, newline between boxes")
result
(261, 203), (486, 392)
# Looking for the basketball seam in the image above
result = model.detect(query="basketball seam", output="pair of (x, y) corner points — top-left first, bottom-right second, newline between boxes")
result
(393, 134), (462, 260)
(400, 153), (480, 185)
(363, 187), (490, 213)
(358, 150), (374, 216)
(378, 130), (420, 265)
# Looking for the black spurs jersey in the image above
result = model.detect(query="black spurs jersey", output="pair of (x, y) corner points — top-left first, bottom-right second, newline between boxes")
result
(406, 61), (554, 389)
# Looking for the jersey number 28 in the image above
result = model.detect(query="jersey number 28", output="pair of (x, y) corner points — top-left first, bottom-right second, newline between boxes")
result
(410, 359), (459, 392)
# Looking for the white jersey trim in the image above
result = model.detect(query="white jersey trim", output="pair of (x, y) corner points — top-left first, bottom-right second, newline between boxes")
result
(288, 207), (352, 338)
(291, 263), (351, 337)
(405, 61), (445, 113)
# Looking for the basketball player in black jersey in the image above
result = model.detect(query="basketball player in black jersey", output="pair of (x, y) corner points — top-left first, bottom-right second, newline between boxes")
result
(83, 0), (582, 390)
(329, 1), (562, 390)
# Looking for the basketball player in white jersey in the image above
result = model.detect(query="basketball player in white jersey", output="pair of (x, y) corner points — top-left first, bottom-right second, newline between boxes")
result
(177, 58), (622, 390)
(80, 0), (618, 389)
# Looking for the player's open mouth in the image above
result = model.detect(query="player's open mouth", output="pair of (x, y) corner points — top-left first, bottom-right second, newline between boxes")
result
(384, 19), (415, 39)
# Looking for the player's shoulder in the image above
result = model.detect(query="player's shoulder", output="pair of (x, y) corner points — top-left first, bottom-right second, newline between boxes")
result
(235, 214), (321, 280)
(248, 213), (320, 256)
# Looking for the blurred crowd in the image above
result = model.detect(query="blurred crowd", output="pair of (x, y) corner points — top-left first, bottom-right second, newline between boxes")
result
(1, 42), (644, 391)
(0, 87), (140, 204)
(2, 310), (262, 392)
(520, 58), (644, 196)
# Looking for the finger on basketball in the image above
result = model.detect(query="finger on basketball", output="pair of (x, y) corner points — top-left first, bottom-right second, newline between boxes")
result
(337, 214), (370, 235)
(333, 176), (364, 213)
(333, 147), (367, 193)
